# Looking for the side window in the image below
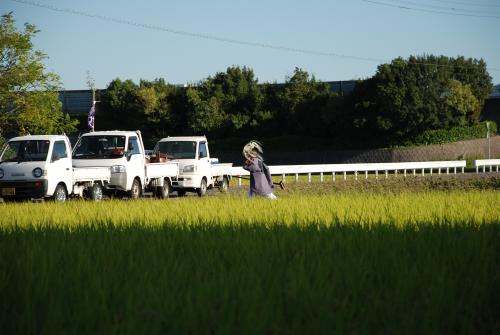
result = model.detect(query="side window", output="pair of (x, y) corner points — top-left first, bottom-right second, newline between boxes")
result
(128, 137), (141, 155)
(199, 142), (207, 159)
(52, 141), (68, 160)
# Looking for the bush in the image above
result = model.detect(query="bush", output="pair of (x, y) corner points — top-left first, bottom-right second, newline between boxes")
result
(407, 121), (497, 146)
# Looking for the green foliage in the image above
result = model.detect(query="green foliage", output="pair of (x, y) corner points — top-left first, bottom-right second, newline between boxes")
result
(185, 66), (270, 136)
(0, 13), (78, 137)
(277, 67), (332, 134)
(350, 55), (493, 144)
(99, 78), (175, 139)
(95, 56), (493, 148)
(409, 121), (497, 146)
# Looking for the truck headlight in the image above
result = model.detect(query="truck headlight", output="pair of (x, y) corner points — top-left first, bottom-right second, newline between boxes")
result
(183, 165), (196, 173)
(0, 168), (3, 179)
(33, 167), (44, 178)
(110, 165), (126, 173)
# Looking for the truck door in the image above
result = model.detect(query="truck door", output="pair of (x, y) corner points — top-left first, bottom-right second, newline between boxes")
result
(48, 139), (73, 195)
(198, 141), (212, 185)
(127, 136), (145, 188)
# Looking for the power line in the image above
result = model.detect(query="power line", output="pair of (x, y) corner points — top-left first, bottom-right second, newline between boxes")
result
(8, 0), (500, 73)
(385, 0), (500, 14)
(426, 0), (500, 8)
(9, 0), (386, 63)
(361, 0), (500, 18)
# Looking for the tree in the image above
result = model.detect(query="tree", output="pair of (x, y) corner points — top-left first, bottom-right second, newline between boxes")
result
(349, 55), (493, 144)
(100, 79), (141, 131)
(186, 66), (271, 136)
(277, 68), (331, 135)
(0, 12), (78, 138)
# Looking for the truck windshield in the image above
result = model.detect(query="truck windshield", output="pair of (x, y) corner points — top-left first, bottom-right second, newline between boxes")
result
(157, 141), (196, 159)
(0, 140), (50, 162)
(72, 135), (126, 159)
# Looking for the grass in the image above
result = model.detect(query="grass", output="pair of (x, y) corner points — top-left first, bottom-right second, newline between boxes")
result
(1, 188), (499, 334)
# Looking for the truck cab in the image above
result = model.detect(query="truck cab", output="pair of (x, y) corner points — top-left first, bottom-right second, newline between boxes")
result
(155, 136), (232, 196)
(72, 130), (178, 199)
(0, 135), (74, 201)
(72, 131), (145, 197)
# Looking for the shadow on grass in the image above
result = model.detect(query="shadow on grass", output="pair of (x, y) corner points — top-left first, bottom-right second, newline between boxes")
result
(1, 223), (498, 334)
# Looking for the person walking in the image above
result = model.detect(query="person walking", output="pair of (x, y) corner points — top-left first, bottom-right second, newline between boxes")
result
(242, 140), (277, 200)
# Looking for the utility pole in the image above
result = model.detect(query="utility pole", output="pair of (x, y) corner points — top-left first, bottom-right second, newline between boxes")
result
(486, 121), (491, 159)
(86, 71), (99, 131)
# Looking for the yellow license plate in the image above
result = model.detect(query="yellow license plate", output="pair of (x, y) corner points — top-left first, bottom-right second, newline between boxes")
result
(1, 188), (15, 196)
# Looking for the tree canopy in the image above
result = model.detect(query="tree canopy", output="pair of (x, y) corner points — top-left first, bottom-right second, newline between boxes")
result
(94, 57), (493, 149)
(0, 12), (78, 139)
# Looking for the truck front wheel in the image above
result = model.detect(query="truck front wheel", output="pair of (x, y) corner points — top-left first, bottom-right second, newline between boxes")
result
(157, 180), (171, 199)
(90, 183), (103, 201)
(219, 176), (229, 193)
(197, 178), (207, 197)
(129, 178), (142, 199)
(53, 184), (67, 202)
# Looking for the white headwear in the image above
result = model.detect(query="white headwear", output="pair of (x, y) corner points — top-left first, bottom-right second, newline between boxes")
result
(243, 140), (263, 160)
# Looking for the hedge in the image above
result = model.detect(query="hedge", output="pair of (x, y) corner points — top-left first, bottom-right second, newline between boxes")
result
(408, 121), (497, 146)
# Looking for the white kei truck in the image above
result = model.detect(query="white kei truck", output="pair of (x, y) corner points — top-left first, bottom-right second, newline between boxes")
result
(0, 134), (110, 202)
(154, 136), (233, 196)
(72, 130), (178, 199)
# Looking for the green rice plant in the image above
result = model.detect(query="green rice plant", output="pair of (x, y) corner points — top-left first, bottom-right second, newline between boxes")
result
(0, 191), (498, 334)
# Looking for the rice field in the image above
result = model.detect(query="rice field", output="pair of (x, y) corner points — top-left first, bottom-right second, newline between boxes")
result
(1, 184), (499, 334)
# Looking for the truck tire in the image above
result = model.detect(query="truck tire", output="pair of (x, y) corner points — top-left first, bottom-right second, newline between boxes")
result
(219, 176), (229, 193)
(129, 178), (141, 199)
(90, 183), (103, 201)
(53, 184), (67, 202)
(197, 178), (207, 197)
(157, 180), (171, 199)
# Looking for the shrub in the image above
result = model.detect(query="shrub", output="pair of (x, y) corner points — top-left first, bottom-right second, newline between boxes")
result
(407, 121), (497, 146)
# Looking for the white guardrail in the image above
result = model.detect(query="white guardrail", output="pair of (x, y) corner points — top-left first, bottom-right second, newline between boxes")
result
(229, 160), (469, 186)
(475, 159), (500, 173)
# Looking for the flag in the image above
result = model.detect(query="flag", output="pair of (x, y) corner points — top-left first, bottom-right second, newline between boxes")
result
(88, 101), (95, 130)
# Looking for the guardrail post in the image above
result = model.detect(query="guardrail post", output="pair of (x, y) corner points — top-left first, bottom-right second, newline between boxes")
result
(282, 174), (286, 182)
(365, 170), (368, 179)
(429, 168), (432, 176)
(395, 169), (398, 177)
(497, 165), (499, 173)
(482, 166), (485, 173)
(404, 169), (407, 177)
(462, 167), (464, 173)
(354, 171), (358, 180)
(446, 168), (449, 175)
(476, 166), (479, 173)
(375, 170), (378, 179)
(332, 172), (335, 182)
(454, 167), (457, 174)
(238, 175), (242, 187)
(438, 168), (441, 175)
(489, 165), (492, 173)
(413, 169), (416, 176)
(421, 169), (425, 177)
(385, 170), (388, 179)
(320, 172), (323, 182)
(295, 173), (298, 182)
(343, 172), (347, 181)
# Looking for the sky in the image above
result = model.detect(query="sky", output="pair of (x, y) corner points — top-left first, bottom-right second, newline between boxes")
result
(2, 0), (500, 90)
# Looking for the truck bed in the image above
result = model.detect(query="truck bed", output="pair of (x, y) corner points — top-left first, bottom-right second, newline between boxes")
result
(211, 162), (233, 176)
(72, 167), (111, 182)
(145, 162), (179, 179)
